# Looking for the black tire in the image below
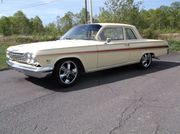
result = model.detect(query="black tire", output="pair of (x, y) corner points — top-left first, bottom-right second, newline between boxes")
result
(54, 60), (80, 87)
(140, 53), (152, 69)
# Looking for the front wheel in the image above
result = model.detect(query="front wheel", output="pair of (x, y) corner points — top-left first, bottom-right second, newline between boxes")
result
(55, 60), (80, 87)
(140, 53), (152, 69)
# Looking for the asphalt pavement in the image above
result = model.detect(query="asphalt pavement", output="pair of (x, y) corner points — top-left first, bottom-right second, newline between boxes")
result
(0, 53), (180, 134)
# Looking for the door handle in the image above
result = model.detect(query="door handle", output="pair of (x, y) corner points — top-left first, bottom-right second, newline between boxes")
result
(125, 43), (130, 46)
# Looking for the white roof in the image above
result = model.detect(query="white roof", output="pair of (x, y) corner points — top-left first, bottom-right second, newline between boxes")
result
(96, 23), (135, 27)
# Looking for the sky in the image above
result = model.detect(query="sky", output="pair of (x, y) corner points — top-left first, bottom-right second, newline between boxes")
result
(0, 0), (178, 25)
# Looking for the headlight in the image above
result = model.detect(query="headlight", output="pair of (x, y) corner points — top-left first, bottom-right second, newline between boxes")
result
(6, 51), (10, 59)
(27, 53), (32, 59)
(25, 53), (35, 64)
(25, 53), (40, 66)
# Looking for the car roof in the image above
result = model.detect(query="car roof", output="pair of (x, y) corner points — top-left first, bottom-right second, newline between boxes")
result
(78, 23), (135, 28)
(95, 23), (135, 27)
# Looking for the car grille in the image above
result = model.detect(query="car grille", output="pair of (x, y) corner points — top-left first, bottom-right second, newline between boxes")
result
(8, 52), (27, 63)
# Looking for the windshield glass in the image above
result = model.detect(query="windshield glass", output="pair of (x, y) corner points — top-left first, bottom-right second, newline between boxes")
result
(61, 24), (102, 40)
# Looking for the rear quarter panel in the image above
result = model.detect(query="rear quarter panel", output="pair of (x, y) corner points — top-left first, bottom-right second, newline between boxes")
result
(128, 39), (169, 62)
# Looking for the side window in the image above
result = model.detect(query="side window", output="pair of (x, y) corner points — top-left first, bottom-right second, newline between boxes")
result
(100, 27), (124, 41)
(125, 28), (137, 40)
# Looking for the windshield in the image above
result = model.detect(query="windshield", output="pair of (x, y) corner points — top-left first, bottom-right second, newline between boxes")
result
(61, 24), (102, 40)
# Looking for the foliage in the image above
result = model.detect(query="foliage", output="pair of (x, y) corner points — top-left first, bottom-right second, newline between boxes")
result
(0, 17), (12, 36)
(168, 40), (180, 51)
(0, 44), (9, 70)
(99, 0), (180, 38)
(59, 12), (75, 34)
(12, 11), (32, 35)
(75, 8), (90, 24)
(99, 0), (142, 25)
(44, 23), (58, 38)
(0, 1), (179, 39)
(31, 16), (44, 34)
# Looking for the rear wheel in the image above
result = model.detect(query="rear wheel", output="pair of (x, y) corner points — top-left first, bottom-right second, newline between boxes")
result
(140, 53), (152, 69)
(55, 60), (80, 87)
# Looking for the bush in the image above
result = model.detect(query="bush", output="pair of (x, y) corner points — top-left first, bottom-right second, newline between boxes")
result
(142, 28), (159, 39)
(168, 40), (180, 51)
(15, 36), (37, 44)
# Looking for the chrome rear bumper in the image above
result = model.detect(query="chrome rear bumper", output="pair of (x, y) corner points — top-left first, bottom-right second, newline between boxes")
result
(7, 60), (53, 78)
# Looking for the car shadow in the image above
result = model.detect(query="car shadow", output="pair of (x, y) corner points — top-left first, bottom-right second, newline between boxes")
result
(26, 61), (180, 92)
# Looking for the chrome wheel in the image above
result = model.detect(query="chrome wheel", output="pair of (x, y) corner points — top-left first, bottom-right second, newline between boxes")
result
(59, 61), (78, 85)
(141, 53), (152, 68)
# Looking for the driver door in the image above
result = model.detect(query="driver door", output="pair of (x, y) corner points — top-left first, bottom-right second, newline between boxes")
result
(97, 26), (130, 68)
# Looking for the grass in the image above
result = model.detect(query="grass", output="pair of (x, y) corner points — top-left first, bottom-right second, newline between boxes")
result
(168, 40), (180, 52)
(0, 44), (9, 70)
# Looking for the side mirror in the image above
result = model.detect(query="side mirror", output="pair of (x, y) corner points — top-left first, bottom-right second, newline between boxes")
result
(57, 36), (62, 40)
(106, 38), (111, 43)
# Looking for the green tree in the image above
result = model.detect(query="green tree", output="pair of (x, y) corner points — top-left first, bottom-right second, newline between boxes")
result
(45, 23), (58, 37)
(31, 16), (44, 34)
(12, 10), (31, 35)
(56, 16), (62, 34)
(99, 0), (142, 25)
(0, 16), (12, 36)
(98, 8), (113, 22)
(75, 8), (90, 24)
(60, 12), (74, 34)
(169, 2), (180, 30)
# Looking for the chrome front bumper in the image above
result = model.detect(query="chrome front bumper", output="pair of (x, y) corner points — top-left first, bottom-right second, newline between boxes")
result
(7, 60), (53, 78)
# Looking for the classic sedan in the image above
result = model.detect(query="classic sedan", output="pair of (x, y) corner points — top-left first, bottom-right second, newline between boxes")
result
(6, 23), (169, 87)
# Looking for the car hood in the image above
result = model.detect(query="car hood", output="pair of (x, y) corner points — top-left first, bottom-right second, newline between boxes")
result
(7, 40), (103, 54)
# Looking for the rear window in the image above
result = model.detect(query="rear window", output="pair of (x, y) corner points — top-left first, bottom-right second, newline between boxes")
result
(125, 28), (137, 40)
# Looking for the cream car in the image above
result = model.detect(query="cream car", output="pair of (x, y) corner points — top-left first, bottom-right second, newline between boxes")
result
(7, 23), (169, 87)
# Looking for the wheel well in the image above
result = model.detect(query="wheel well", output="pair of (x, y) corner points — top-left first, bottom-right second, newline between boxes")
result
(150, 53), (155, 58)
(142, 53), (155, 58)
(140, 53), (155, 61)
(54, 57), (85, 73)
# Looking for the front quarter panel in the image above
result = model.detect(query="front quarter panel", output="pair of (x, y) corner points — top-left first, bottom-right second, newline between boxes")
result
(36, 45), (98, 72)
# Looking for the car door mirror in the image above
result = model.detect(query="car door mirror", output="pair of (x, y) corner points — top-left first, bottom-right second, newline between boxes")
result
(106, 38), (112, 43)
(56, 36), (62, 40)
